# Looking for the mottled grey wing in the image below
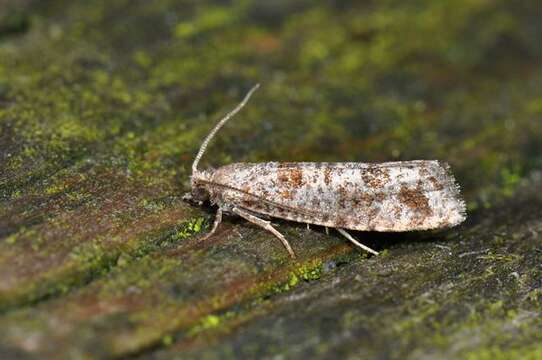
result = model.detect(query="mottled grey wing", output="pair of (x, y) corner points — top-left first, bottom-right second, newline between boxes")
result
(211, 161), (466, 231)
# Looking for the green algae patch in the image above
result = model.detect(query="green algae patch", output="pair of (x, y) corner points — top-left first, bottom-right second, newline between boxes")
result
(174, 6), (237, 39)
(464, 346), (542, 360)
(270, 260), (324, 294)
(171, 217), (206, 241)
(186, 312), (236, 337)
(296, 262), (322, 281)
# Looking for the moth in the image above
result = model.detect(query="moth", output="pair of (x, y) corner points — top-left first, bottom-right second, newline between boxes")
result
(185, 84), (466, 258)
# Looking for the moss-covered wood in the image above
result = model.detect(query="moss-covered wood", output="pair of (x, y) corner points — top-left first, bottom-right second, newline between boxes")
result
(0, 0), (541, 359)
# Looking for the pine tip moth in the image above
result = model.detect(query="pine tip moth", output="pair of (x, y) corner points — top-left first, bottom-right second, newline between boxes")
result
(184, 84), (467, 258)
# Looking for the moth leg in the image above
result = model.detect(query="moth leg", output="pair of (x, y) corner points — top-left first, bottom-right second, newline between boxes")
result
(325, 227), (329, 235)
(337, 228), (379, 256)
(232, 207), (296, 259)
(306, 223), (311, 230)
(200, 207), (223, 241)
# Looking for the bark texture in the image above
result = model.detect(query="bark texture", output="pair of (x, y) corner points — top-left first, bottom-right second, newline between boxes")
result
(1, 1), (541, 359)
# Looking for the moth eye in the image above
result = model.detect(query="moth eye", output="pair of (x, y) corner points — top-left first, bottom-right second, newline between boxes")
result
(192, 187), (210, 203)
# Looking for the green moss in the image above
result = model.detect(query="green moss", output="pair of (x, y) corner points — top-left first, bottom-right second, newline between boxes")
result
(379, 249), (390, 257)
(499, 166), (523, 197)
(295, 262), (322, 281)
(99, 256), (181, 297)
(187, 313), (231, 336)
(267, 260), (323, 294)
(288, 273), (299, 287)
(161, 335), (173, 346)
(465, 347), (542, 360)
(4, 227), (37, 246)
(44, 182), (69, 195)
(525, 288), (542, 305)
(174, 6), (236, 39)
(171, 217), (206, 241)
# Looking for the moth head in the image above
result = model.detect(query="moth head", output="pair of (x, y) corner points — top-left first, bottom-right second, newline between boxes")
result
(183, 169), (213, 205)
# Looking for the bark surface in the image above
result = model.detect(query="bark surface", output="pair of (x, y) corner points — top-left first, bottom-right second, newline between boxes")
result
(1, 1), (541, 359)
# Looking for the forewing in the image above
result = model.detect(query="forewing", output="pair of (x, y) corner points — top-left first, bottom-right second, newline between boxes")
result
(211, 161), (466, 231)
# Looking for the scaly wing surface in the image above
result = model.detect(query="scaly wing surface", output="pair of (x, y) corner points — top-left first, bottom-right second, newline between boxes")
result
(211, 161), (466, 232)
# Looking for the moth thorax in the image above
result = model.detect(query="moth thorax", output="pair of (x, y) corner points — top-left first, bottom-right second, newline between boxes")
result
(192, 169), (214, 184)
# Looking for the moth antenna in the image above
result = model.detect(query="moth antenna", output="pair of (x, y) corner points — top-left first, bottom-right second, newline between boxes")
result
(192, 83), (261, 173)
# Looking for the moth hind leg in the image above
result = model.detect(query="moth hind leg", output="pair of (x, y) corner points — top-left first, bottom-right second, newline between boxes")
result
(232, 206), (296, 259)
(337, 228), (379, 256)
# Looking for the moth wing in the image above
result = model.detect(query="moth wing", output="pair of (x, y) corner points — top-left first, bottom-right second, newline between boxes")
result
(211, 161), (466, 231)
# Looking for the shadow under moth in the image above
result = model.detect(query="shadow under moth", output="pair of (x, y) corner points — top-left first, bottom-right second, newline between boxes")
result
(184, 84), (466, 258)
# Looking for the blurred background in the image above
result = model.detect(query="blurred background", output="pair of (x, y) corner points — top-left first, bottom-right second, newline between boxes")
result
(1, 1), (542, 359)
(2, 0), (542, 207)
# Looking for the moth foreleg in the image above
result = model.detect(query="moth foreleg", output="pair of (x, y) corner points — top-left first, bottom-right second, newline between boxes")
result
(337, 228), (379, 256)
(200, 207), (223, 241)
(232, 207), (296, 259)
